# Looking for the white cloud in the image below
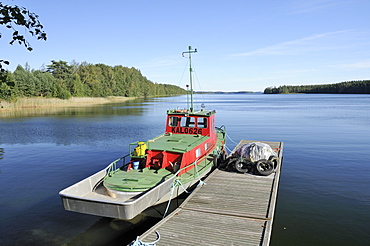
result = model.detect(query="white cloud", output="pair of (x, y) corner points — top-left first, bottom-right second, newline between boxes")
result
(289, 0), (343, 14)
(232, 30), (352, 57)
(332, 60), (370, 70)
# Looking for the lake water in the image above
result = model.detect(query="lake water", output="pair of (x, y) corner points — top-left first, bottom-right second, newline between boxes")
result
(1, 94), (369, 246)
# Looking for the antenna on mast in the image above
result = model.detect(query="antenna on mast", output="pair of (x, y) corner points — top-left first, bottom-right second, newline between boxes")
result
(182, 46), (197, 112)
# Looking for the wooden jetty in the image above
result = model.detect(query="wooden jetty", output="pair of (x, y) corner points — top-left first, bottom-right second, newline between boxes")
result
(137, 140), (284, 245)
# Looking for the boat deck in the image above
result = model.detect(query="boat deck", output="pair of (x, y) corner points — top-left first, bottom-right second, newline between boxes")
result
(104, 168), (173, 192)
(137, 140), (283, 245)
(147, 133), (210, 153)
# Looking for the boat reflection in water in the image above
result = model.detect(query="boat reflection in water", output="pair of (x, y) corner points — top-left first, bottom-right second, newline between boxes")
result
(67, 195), (185, 246)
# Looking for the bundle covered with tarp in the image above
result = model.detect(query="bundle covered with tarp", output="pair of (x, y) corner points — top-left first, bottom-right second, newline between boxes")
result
(234, 142), (277, 162)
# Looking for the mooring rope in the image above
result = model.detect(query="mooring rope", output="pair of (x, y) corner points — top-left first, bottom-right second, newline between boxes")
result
(129, 231), (160, 246)
(162, 159), (208, 218)
(226, 133), (238, 145)
(194, 159), (206, 187)
(225, 144), (233, 153)
(162, 179), (189, 218)
(225, 133), (239, 155)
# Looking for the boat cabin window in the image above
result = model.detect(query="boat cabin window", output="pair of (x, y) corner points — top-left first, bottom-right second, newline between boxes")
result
(196, 148), (201, 157)
(198, 117), (208, 128)
(169, 116), (209, 130)
(181, 117), (196, 128)
(205, 142), (209, 150)
(168, 116), (180, 127)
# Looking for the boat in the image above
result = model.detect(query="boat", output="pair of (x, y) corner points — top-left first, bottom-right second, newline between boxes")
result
(59, 46), (227, 220)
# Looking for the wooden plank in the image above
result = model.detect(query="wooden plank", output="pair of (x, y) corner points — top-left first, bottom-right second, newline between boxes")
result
(141, 209), (266, 246)
(183, 171), (275, 219)
(138, 140), (283, 246)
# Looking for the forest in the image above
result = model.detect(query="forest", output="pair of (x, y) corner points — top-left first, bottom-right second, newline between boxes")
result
(264, 80), (370, 94)
(0, 60), (186, 100)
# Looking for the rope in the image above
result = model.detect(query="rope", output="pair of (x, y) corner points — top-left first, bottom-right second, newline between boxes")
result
(225, 133), (239, 155)
(162, 179), (189, 218)
(225, 144), (233, 153)
(226, 133), (238, 145)
(162, 159), (207, 218)
(168, 59), (188, 108)
(129, 231), (160, 246)
(174, 179), (190, 194)
(194, 159), (206, 187)
(193, 66), (206, 103)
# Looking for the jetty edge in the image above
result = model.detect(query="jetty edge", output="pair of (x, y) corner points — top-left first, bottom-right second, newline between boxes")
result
(135, 139), (283, 246)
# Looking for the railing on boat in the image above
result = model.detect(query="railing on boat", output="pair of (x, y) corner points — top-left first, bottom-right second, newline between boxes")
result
(104, 154), (212, 180)
(105, 154), (130, 177)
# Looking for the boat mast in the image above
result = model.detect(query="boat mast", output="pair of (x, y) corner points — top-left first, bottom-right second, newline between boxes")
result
(182, 46), (197, 112)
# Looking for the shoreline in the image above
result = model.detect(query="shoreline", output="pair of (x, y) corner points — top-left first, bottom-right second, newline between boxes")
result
(0, 96), (136, 111)
(0, 97), (137, 118)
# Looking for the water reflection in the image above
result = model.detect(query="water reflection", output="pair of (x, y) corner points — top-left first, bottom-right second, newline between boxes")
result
(0, 98), (165, 146)
(67, 196), (184, 246)
(0, 148), (3, 173)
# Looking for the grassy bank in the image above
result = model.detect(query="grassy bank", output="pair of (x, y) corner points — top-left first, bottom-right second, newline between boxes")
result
(0, 96), (136, 110)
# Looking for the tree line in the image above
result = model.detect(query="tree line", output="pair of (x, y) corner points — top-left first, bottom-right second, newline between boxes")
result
(0, 60), (186, 100)
(264, 80), (370, 94)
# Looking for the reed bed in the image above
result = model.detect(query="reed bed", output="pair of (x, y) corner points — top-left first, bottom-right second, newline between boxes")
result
(0, 97), (135, 110)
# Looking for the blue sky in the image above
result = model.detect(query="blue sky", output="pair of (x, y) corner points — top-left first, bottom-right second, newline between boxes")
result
(1, 0), (370, 91)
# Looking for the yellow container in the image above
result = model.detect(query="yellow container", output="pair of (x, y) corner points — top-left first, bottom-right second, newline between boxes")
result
(135, 142), (147, 156)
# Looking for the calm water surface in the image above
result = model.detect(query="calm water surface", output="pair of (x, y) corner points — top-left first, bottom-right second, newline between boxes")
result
(1, 94), (369, 245)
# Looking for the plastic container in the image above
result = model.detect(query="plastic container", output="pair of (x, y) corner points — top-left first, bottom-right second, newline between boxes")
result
(133, 161), (140, 170)
(135, 142), (147, 156)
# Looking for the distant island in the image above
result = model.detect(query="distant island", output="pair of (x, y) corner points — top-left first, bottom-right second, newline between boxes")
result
(264, 80), (370, 94)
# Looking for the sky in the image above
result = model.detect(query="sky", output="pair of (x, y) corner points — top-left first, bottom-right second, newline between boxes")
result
(1, 0), (370, 92)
